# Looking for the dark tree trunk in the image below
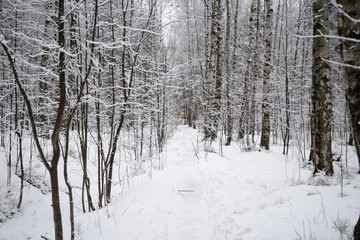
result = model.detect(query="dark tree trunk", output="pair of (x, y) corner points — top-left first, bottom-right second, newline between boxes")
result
(355, 215), (360, 240)
(50, 167), (63, 240)
(63, 124), (75, 240)
(337, 0), (360, 173)
(106, 112), (125, 203)
(16, 130), (24, 209)
(282, 0), (290, 155)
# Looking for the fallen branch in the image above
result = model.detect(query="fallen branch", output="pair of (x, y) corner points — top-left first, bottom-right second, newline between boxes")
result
(178, 189), (195, 194)
(14, 173), (50, 194)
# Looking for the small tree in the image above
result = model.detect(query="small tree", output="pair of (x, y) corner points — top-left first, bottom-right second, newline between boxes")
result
(1, 0), (66, 239)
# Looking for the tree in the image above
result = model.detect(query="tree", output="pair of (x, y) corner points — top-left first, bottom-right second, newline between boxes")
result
(260, 0), (274, 150)
(104, 0), (158, 203)
(239, 0), (258, 147)
(1, 2), (65, 240)
(203, 0), (223, 140)
(224, 0), (233, 146)
(336, 0), (360, 173)
(355, 215), (360, 240)
(309, 0), (334, 176)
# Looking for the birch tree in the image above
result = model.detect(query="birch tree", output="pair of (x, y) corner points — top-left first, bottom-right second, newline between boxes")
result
(203, 0), (223, 140)
(239, 0), (258, 147)
(310, 0), (334, 175)
(224, 0), (233, 146)
(260, 0), (274, 150)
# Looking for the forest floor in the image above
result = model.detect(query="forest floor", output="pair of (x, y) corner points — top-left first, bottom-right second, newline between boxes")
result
(1, 125), (360, 240)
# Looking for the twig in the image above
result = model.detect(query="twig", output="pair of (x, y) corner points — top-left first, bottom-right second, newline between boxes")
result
(178, 189), (195, 194)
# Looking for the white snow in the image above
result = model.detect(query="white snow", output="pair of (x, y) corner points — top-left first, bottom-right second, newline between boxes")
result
(0, 125), (359, 240)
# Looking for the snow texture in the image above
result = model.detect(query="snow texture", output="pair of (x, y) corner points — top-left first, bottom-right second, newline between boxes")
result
(0, 125), (359, 239)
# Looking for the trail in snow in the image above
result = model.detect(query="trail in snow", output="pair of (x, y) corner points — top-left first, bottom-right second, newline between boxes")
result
(1, 125), (359, 240)
(78, 125), (360, 240)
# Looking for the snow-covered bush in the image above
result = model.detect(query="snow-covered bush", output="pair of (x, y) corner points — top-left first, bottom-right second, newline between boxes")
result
(307, 171), (337, 186)
(332, 215), (353, 240)
(204, 144), (216, 153)
(0, 186), (18, 223)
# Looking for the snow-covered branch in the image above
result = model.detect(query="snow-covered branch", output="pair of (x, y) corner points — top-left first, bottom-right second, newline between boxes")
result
(330, 0), (360, 24)
(322, 57), (360, 70)
(291, 31), (360, 43)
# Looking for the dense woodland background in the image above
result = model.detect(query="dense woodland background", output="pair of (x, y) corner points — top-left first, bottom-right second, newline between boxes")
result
(0, 0), (359, 239)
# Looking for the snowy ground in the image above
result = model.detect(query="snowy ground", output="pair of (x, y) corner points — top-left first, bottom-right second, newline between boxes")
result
(1, 125), (360, 240)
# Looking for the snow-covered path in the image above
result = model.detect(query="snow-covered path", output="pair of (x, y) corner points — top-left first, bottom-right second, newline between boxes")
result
(1, 126), (359, 240)
(78, 126), (360, 240)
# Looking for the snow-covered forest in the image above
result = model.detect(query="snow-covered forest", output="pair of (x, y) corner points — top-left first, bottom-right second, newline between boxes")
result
(0, 0), (359, 239)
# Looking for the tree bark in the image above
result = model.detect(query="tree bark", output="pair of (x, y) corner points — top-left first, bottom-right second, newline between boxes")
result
(337, 0), (360, 173)
(16, 130), (24, 209)
(49, 167), (63, 240)
(48, 0), (66, 238)
(63, 119), (75, 240)
(203, 0), (222, 140)
(310, 0), (333, 176)
(239, 0), (258, 147)
(355, 215), (360, 240)
(214, 0), (223, 138)
(260, 0), (274, 150)
(224, 0), (232, 146)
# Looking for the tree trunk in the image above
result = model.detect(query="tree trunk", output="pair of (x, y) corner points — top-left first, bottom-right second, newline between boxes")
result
(203, 0), (222, 140)
(50, 168), (63, 240)
(16, 130), (24, 209)
(355, 215), (360, 240)
(250, 0), (262, 144)
(39, 1), (57, 136)
(239, 0), (258, 147)
(310, 0), (333, 176)
(214, 0), (223, 138)
(282, 0), (290, 155)
(272, 0), (284, 146)
(260, 0), (274, 150)
(106, 111), (125, 203)
(63, 120), (75, 240)
(337, 0), (360, 173)
(7, 90), (13, 186)
(224, 0), (232, 146)
(185, 0), (196, 129)
(48, 0), (66, 238)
